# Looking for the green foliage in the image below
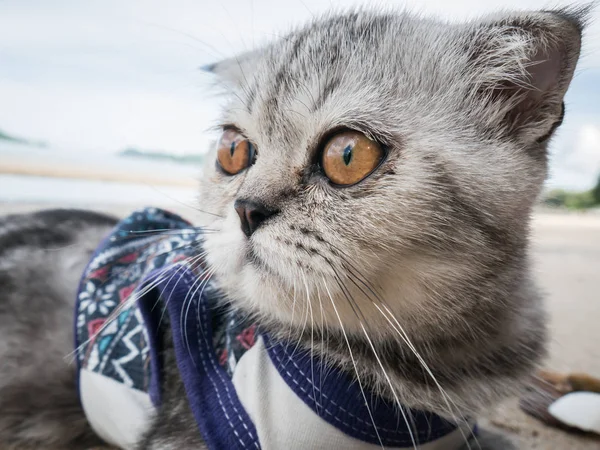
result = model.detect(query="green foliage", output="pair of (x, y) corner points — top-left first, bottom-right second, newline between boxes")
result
(120, 147), (203, 165)
(592, 174), (600, 205)
(544, 176), (600, 210)
(0, 130), (13, 141)
(0, 129), (46, 147)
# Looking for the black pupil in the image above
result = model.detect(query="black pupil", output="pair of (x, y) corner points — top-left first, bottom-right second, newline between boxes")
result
(343, 145), (353, 166)
(230, 141), (236, 157)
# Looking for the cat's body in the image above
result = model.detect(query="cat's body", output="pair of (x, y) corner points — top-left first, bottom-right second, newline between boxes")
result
(0, 208), (507, 450)
(0, 6), (587, 450)
(0, 210), (116, 449)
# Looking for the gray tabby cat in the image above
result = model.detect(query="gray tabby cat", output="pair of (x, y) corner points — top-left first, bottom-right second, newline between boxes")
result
(0, 6), (587, 449)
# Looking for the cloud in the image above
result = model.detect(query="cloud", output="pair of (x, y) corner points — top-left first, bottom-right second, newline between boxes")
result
(0, 0), (598, 189)
(0, 79), (222, 154)
(548, 122), (600, 191)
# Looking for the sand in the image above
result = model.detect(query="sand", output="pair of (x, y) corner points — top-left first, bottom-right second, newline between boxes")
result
(0, 146), (199, 188)
(0, 161), (198, 187)
(1, 202), (599, 449)
(477, 213), (600, 449)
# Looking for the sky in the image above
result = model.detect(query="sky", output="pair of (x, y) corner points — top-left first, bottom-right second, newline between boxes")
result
(0, 0), (599, 190)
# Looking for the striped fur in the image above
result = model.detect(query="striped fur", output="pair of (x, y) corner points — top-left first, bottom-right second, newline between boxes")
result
(0, 6), (588, 449)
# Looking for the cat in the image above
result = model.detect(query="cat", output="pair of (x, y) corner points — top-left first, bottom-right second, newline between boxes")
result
(0, 5), (587, 449)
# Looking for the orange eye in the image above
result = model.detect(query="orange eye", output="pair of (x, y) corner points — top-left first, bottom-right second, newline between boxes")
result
(216, 129), (255, 175)
(321, 130), (384, 186)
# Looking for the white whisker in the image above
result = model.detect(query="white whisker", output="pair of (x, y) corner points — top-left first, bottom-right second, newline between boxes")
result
(181, 266), (217, 359)
(301, 270), (319, 416)
(359, 322), (418, 450)
(66, 265), (175, 363)
(158, 252), (209, 327)
(322, 277), (384, 449)
(375, 303), (477, 450)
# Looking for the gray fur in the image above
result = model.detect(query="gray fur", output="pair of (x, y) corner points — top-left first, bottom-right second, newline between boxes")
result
(0, 210), (117, 449)
(199, 5), (586, 446)
(0, 6), (587, 449)
(200, 5), (585, 412)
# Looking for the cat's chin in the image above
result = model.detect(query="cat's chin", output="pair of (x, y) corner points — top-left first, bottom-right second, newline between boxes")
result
(205, 229), (546, 414)
(206, 230), (419, 336)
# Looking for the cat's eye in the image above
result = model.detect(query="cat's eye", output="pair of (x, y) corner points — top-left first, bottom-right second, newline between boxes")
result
(321, 131), (384, 186)
(216, 129), (255, 175)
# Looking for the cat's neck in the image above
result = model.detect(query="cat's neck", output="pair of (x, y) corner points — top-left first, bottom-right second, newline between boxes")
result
(259, 270), (545, 418)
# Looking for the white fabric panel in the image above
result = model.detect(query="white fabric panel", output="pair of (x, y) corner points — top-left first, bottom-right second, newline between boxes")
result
(80, 369), (155, 449)
(232, 336), (470, 450)
(549, 392), (600, 434)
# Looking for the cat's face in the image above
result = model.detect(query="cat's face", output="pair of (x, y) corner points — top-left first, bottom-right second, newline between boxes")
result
(199, 10), (582, 341)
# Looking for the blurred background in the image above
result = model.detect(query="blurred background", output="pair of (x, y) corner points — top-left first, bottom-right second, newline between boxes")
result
(1, 0), (599, 209)
(0, 1), (598, 449)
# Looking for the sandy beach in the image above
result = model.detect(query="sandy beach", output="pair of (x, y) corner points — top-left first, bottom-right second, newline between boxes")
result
(0, 160), (198, 187)
(1, 201), (599, 449)
(482, 212), (600, 449)
(0, 141), (200, 187)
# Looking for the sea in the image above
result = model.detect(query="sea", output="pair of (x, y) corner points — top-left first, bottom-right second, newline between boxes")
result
(0, 140), (200, 206)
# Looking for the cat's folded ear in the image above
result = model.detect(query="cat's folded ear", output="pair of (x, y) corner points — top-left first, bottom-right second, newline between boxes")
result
(200, 49), (264, 90)
(467, 5), (590, 142)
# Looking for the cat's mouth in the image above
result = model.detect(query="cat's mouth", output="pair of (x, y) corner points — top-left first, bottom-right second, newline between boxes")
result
(242, 238), (304, 285)
(245, 242), (278, 277)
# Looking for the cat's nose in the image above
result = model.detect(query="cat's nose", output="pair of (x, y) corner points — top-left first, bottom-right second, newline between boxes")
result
(234, 199), (278, 237)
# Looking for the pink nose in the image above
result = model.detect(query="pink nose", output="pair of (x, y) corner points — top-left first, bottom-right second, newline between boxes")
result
(234, 200), (278, 237)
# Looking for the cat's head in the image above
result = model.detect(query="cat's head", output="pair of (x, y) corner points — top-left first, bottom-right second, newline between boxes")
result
(199, 8), (585, 343)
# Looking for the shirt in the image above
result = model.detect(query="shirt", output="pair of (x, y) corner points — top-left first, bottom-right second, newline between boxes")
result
(74, 207), (474, 450)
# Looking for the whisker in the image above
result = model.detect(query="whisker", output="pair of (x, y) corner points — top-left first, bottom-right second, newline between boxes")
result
(324, 259), (369, 327)
(87, 237), (203, 293)
(68, 230), (207, 363)
(315, 281), (327, 410)
(146, 184), (225, 219)
(328, 262), (418, 449)
(157, 252), (209, 327)
(301, 269), (319, 416)
(359, 322), (418, 450)
(375, 303), (477, 450)
(321, 277), (384, 449)
(337, 259), (476, 447)
(67, 266), (175, 362)
(124, 228), (218, 235)
(180, 266), (217, 359)
(286, 268), (312, 363)
(289, 272), (299, 329)
(320, 246), (476, 448)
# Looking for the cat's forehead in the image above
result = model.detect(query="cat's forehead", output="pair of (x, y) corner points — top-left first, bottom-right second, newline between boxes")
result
(221, 12), (459, 158)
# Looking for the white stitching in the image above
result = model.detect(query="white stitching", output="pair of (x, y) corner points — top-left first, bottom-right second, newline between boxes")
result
(189, 275), (259, 448)
(177, 276), (246, 448)
(268, 346), (415, 443)
(198, 284), (259, 447)
(270, 344), (428, 443)
(167, 271), (447, 448)
(277, 344), (403, 432)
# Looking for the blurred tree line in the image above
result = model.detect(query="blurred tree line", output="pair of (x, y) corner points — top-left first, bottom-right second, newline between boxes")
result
(544, 174), (600, 210)
(120, 147), (203, 165)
